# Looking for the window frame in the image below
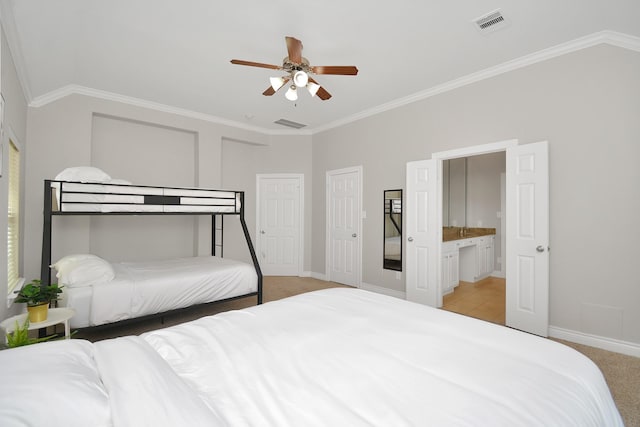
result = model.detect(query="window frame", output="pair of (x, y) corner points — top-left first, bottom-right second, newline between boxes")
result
(6, 132), (24, 299)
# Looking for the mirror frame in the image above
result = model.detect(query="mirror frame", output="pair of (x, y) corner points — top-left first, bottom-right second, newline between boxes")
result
(383, 189), (402, 271)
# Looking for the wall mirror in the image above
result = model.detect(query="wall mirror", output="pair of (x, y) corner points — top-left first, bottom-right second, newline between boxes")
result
(383, 189), (402, 271)
(442, 158), (467, 227)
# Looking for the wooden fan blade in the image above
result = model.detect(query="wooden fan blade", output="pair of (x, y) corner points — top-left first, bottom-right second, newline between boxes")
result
(230, 59), (281, 70)
(311, 65), (359, 75)
(315, 86), (332, 100)
(262, 86), (276, 96)
(285, 36), (303, 64)
(308, 77), (332, 100)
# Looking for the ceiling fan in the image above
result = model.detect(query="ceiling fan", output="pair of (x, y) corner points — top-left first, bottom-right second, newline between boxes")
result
(230, 36), (358, 101)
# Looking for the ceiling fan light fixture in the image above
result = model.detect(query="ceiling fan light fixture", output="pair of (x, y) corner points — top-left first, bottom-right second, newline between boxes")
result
(307, 82), (320, 97)
(270, 76), (286, 91)
(293, 70), (308, 87)
(285, 85), (298, 101)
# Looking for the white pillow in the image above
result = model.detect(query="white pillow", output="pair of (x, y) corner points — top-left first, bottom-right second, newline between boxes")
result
(52, 254), (115, 287)
(55, 166), (111, 183)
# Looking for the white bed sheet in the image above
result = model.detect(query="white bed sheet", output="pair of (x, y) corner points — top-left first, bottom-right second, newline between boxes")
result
(63, 256), (257, 327)
(62, 285), (93, 328)
(0, 340), (112, 427)
(0, 289), (623, 427)
(93, 336), (226, 426)
(142, 288), (623, 427)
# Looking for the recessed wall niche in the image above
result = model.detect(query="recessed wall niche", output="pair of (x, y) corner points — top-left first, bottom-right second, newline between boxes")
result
(86, 114), (198, 262)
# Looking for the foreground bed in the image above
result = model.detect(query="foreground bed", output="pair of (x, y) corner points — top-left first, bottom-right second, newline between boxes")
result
(0, 289), (623, 426)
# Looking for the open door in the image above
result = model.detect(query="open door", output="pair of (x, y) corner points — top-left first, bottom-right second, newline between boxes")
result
(406, 159), (441, 307)
(506, 141), (549, 336)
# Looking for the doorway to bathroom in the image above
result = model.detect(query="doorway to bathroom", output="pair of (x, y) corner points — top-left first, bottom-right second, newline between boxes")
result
(405, 139), (550, 336)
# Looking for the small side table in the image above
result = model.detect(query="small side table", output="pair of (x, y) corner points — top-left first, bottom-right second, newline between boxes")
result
(0, 308), (75, 343)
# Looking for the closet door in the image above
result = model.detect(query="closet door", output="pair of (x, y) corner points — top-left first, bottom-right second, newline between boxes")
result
(326, 167), (362, 287)
(406, 159), (441, 307)
(257, 175), (303, 276)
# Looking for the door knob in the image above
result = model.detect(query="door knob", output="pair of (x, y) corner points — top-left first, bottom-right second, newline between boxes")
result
(408, 237), (414, 242)
(260, 230), (265, 234)
(352, 233), (357, 238)
(536, 245), (545, 252)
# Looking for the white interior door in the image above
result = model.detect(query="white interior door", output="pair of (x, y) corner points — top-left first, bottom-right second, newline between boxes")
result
(406, 159), (441, 307)
(326, 167), (361, 286)
(257, 175), (303, 276)
(506, 141), (549, 336)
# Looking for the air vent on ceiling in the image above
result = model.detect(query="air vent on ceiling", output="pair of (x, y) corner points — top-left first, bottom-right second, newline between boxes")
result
(473, 9), (509, 33)
(274, 118), (307, 129)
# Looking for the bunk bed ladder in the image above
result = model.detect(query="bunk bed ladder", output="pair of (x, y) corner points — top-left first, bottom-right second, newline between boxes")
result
(212, 215), (224, 257)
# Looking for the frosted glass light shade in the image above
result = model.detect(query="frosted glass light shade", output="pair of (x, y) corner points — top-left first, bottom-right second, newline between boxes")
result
(285, 86), (298, 101)
(293, 71), (308, 87)
(307, 82), (320, 97)
(270, 77), (286, 91)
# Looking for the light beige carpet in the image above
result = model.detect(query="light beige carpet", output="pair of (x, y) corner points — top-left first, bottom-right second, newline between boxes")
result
(76, 276), (639, 426)
(553, 338), (640, 426)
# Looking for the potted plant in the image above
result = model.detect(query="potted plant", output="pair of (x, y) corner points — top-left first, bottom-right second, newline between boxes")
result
(14, 280), (63, 323)
(5, 318), (57, 348)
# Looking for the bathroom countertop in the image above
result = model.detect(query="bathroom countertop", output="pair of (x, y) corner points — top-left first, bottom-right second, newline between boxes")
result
(443, 227), (496, 242)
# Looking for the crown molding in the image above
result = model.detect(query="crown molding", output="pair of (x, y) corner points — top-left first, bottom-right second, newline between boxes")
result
(22, 30), (640, 136)
(29, 85), (312, 136)
(311, 30), (640, 134)
(0, 0), (34, 102)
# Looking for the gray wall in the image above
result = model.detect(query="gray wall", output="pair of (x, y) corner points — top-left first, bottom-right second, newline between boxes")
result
(312, 44), (640, 344)
(23, 94), (312, 289)
(0, 25), (28, 320)
(13, 42), (640, 346)
(220, 135), (312, 268)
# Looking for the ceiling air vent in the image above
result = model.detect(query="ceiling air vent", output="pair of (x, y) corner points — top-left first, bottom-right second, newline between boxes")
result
(473, 9), (509, 33)
(274, 118), (307, 129)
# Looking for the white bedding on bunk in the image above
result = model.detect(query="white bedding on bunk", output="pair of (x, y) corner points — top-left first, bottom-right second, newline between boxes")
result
(0, 289), (623, 427)
(64, 256), (257, 328)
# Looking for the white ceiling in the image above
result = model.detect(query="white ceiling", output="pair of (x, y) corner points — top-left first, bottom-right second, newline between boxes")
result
(2, 0), (640, 133)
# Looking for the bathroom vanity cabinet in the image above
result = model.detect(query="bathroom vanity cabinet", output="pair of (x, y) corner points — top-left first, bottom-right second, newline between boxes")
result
(442, 234), (495, 294)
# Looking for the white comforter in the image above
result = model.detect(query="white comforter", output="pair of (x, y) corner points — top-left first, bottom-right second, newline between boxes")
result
(88, 256), (257, 326)
(0, 289), (623, 427)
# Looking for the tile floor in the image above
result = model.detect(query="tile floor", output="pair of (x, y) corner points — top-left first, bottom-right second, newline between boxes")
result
(441, 276), (506, 325)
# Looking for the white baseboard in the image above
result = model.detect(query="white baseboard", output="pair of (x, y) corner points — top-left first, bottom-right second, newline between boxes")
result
(491, 270), (505, 279)
(548, 326), (640, 358)
(359, 282), (406, 299)
(309, 271), (327, 281)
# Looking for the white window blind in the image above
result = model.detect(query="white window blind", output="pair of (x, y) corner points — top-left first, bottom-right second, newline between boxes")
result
(7, 140), (21, 294)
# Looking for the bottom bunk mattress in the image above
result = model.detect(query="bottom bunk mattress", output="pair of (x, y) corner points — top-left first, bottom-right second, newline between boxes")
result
(62, 256), (257, 328)
(0, 288), (623, 427)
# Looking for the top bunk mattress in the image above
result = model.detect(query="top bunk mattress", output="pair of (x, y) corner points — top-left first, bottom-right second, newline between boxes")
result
(48, 180), (242, 214)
